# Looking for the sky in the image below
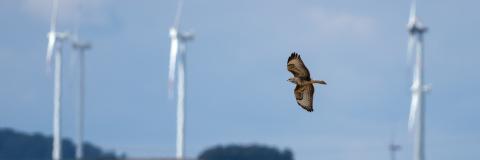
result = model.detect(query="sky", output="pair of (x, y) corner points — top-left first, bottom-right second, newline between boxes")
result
(1, 0), (479, 160)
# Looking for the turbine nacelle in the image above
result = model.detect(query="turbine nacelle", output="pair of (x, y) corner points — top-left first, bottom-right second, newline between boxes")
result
(407, 0), (427, 35)
(170, 27), (194, 41)
(46, 32), (70, 68)
(178, 31), (194, 41)
(407, 18), (428, 35)
(72, 41), (92, 51)
(406, 14), (427, 64)
(56, 32), (70, 42)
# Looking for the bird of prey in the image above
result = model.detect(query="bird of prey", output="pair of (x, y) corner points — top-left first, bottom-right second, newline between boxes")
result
(287, 52), (327, 112)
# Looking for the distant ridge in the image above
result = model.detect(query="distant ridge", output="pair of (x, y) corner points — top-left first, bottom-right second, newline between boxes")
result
(0, 128), (119, 160)
(198, 144), (294, 160)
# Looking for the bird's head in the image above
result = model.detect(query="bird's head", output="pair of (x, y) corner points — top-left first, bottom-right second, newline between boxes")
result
(287, 77), (298, 84)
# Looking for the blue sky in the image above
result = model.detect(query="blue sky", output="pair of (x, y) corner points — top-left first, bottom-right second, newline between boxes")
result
(1, 0), (479, 159)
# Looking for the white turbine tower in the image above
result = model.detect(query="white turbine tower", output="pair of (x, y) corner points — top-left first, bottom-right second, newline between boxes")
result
(406, 1), (429, 160)
(72, 40), (90, 160)
(168, 0), (194, 159)
(46, 0), (69, 159)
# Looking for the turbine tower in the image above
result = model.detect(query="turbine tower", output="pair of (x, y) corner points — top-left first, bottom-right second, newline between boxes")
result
(167, 0), (194, 159)
(406, 1), (429, 160)
(72, 40), (90, 160)
(46, 0), (69, 159)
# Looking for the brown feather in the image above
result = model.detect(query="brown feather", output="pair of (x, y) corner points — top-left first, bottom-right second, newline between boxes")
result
(287, 52), (311, 80)
(294, 85), (303, 100)
(294, 84), (314, 112)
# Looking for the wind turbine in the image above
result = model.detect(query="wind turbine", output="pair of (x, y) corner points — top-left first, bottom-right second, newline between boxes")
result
(46, 0), (69, 159)
(167, 0), (194, 159)
(71, 1), (91, 159)
(406, 1), (430, 160)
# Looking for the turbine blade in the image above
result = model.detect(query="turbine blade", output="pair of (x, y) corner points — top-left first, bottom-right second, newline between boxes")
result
(408, 92), (419, 130)
(409, 75), (421, 130)
(173, 0), (184, 29)
(407, 35), (416, 63)
(50, 0), (59, 32)
(409, 0), (416, 22)
(46, 32), (56, 69)
(46, 0), (59, 72)
(168, 28), (179, 97)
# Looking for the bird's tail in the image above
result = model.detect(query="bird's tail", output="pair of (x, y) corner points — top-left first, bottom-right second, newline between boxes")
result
(313, 80), (327, 85)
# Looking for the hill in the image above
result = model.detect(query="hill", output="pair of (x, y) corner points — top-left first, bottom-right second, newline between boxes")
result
(0, 128), (118, 160)
(198, 144), (294, 160)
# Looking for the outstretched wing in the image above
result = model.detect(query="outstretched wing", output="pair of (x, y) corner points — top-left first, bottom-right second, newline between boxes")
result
(294, 84), (314, 112)
(287, 52), (311, 80)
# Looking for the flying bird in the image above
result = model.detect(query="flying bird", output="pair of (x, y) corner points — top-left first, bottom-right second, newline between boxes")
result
(287, 52), (326, 112)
